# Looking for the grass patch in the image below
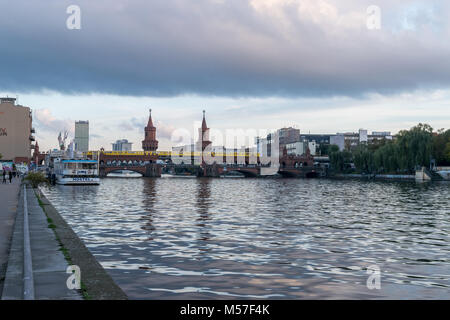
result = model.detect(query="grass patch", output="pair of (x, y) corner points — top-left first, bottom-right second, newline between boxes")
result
(47, 217), (56, 229)
(80, 282), (91, 300)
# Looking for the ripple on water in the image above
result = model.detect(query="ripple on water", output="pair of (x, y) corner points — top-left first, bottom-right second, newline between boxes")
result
(41, 178), (450, 299)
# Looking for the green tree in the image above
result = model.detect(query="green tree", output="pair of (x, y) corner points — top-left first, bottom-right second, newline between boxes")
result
(319, 144), (330, 156)
(330, 147), (353, 173)
(444, 142), (450, 164)
(353, 144), (375, 174)
(395, 123), (433, 172)
(432, 128), (450, 165)
(373, 141), (399, 173)
(332, 123), (438, 175)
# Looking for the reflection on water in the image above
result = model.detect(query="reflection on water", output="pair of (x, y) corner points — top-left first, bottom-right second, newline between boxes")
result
(41, 177), (450, 299)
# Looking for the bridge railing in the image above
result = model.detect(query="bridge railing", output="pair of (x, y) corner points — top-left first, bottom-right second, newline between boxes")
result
(88, 151), (261, 157)
(101, 163), (148, 167)
(279, 165), (322, 170)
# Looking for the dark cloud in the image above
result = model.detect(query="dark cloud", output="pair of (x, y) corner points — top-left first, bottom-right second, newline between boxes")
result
(118, 117), (146, 131)
(0, 0), (449, 98)
(118, 117), (175, 140)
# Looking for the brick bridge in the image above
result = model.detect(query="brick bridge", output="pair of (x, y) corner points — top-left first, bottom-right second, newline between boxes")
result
(199, 151), (324, 178)
(88, 110), (325, 178)
(94, 151), (162, 177)
(99, 165), (161, 177)
(90, 150), (324, 178)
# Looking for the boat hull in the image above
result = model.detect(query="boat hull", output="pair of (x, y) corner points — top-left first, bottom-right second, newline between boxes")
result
(56, 177), (100, 185)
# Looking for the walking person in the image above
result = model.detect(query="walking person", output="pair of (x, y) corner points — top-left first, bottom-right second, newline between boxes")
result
(2, 170), (6, 184)
(8, 170), (12, 184)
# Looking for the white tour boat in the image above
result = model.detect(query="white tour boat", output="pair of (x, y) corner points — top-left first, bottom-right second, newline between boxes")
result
(52, 158), (100, 185)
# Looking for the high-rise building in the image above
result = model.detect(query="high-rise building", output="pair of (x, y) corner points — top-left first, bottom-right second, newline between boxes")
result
(142, 109), (158, 151)
(359, 129), (368, 143)
(0, 97), (34, 162)
(112, 139), (133, 151)
(74, 120), (89, 152)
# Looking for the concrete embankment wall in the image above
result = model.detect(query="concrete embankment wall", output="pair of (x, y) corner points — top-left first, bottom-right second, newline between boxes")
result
(2, 184), (82, 300)
(36, 188), (128, 300)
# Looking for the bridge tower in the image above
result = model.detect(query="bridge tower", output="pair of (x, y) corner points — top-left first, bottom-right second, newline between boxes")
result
(197, 110), (212, 151)
(142, 108), (158, 151)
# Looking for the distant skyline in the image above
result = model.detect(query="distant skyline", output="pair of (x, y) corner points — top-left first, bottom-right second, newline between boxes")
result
(3, 89), (448, 152)
(1, 0), (449, 151)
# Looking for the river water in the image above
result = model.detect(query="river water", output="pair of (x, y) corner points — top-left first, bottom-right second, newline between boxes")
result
(40, 177), (449, 299)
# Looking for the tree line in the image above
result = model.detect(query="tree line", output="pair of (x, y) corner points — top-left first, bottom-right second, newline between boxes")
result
(328, 124), (450, 174)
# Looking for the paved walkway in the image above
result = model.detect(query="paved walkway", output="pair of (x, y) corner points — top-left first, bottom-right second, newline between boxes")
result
(1, 184), (82, 299)
(0, 177), (21, 295)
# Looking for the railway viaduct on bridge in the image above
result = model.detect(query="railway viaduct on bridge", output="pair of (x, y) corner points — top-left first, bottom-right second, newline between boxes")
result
(93, 150), (325, 178)
(88, 109), (326, 178)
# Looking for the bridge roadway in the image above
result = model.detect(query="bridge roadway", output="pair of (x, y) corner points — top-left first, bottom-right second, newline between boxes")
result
(94, 150), (325, 178)
(99, 163), (325, 178)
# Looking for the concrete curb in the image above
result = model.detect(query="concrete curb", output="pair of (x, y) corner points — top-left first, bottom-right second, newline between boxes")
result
(2, 184), (83, 300)
(1, 186), (25, 299)
(36, 188), (128, 300)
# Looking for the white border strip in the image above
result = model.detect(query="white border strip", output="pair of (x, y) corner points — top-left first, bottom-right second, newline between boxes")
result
(23, 186), (35, 300)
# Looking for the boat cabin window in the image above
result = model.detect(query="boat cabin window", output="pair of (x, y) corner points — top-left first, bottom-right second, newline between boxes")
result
(66, 163), (77, 169)
(81, 163), (97, 169)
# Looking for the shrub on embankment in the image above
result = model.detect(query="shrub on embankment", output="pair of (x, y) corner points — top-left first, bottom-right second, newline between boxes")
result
(25, 171), (49, 188)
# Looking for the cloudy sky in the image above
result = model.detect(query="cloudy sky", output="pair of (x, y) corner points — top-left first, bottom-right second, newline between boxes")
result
(1, 0), (449, 151)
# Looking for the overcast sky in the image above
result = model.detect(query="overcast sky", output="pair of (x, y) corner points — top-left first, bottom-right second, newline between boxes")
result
(1, 0), (449, 150)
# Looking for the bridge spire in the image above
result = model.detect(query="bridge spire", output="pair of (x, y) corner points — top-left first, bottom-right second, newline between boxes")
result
(198, 109), (211, 152)
(202, 110), (208, 130)
(142, 107), (158, 151)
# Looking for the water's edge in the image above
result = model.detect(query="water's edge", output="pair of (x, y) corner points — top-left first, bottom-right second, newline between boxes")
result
(37, 187), (128, 300)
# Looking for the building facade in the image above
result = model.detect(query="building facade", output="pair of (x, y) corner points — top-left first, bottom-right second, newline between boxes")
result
(285, 141), (307, 156)
(0, 97), (34, 162)
(74, 120), (89, 152)
(278, 127), (300, 146)
(112, 139), (133, 151)
(331, 130), (393, 151)
(330, 134), (345, 151)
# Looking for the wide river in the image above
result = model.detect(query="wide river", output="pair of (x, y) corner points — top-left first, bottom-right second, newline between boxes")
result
(41, 177), (449, 299)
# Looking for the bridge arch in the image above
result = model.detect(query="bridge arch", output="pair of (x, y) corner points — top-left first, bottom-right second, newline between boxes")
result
(226, 168), (259, 178)
(101, 166), (147, 177)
